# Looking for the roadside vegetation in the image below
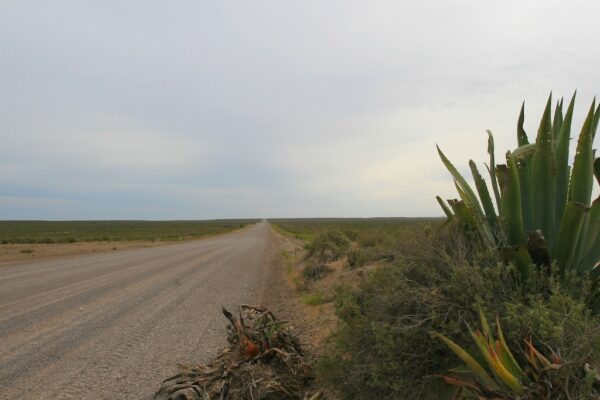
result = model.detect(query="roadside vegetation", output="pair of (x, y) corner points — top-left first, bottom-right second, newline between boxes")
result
(272, 94), (600, 399)
(0, 219), (257, 244)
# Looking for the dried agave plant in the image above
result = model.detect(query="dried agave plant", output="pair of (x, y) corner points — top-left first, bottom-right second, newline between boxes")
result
(154, 305), (315, 400)
(437, 93), (600, 279)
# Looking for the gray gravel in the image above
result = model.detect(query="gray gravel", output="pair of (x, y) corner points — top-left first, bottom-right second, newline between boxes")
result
(0, 222), (276, 399)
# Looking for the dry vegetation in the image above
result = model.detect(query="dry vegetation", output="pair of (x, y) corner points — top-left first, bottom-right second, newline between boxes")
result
(273, 219), (600, 399)
(269, 95), (600, 400)
(154, 305), (318, 400)
(0, 220), (257, 263)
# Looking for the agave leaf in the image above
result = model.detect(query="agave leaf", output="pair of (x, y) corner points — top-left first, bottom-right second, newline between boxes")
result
(595, 157), (600, 185)
(579, 236), (600, 274)
(495, 316), (527, 381)
(438, 146), (483, 213)
(525, 339), (552, 369)
(574, 212), (591, 269)
(437, 196), (454, 219)
(593, 102), (600, 140)
(569, 100), (596, 206)
(431, 331), (499, 390)
(470, 161), (499, 233)
(449, 199), (476, 227)
(478, 308), (492, 341)
(555, 92), (576, 231)
(515, 149), (535, 233)
(555, 202), (588, 274)
(470, 326), (524, 393)
(453, 182), (483, 232)
(532, 94), (557, 252)
(451, 173), (495, 248)
(488, 347), (525, 393)
(552, 99), (563, 142)
(497, 156), (525, 246)
(469, 327), (499, 378)
(438, 147), (494, 247)
(517, 102), (529, 146)
(487, 130), (502, 213)
(577, 197), (600, 273)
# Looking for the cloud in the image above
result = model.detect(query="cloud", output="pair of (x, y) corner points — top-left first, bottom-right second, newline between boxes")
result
(0, 1), (599, 219)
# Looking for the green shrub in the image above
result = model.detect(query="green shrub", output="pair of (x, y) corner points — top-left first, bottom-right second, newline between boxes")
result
(302, 262), (330, 281)
(302, 292), (328, 305)
(342, 228), (359, 241)
(317, 228), (600, 399)
(347, 248), (367, 268)
(307, 230), (351, 263)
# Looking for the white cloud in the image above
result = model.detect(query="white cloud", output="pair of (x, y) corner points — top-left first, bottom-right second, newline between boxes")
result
(0, 1), (599, 218)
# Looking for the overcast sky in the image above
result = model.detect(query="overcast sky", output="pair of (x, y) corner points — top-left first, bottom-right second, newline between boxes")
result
(1, 1), (599, 219)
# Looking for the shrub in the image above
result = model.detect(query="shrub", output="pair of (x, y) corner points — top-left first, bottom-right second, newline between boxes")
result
(306, 230), (351, 263)
(347, 248), (367, 268)
(302, 292), (328, 305)
(317, 228), (600, 399)
(302, 262), (330, 281)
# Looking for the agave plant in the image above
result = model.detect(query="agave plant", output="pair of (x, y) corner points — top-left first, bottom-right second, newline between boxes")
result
(437, 93), (600, 279)
(432, 310), (565, 399)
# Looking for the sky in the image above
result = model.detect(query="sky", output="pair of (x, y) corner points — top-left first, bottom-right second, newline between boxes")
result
(1, 1), (599, 220)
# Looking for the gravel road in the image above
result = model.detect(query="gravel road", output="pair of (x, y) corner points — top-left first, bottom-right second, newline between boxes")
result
(0, 221), (278, 399)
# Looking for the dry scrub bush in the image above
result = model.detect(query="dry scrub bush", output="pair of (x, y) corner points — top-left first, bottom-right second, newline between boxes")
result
(305, 230), (351, 263)
(317, 226), (600, 399)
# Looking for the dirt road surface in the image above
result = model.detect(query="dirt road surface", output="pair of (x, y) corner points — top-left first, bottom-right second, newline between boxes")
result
(0, 221), (279, 399)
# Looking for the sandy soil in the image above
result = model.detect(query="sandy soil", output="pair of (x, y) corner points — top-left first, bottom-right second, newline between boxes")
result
(0, 241), (175, 265)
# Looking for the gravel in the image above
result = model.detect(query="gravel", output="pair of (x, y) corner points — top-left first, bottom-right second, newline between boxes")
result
(0, 222), (279, 399)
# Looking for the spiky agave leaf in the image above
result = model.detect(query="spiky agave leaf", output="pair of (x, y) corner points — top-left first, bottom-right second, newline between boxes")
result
(468, 325), (525, 394)
(431, 332), (499, 390)
(449, 199), (477, 228)
(567, 100), (597, 267)
(552, 98), (563, 142)
(497, 154), (525, 246)
(437, 146), (484, 215)
(478, 308), (492, 340)
(514, 146), (535, 233)
(517, 102), (529, 147)
(577, 197), (600, 273)
(512, 144), (536, 233)
(487, 130), (502, 214)
(569, 100), (596, 206)
(469, 161), (499, 233)
(532, 94), (557, 252)
(555, 92), (576, 230)
(487, 345), (526, 393)
(438, 147), (495, 247)
(578, 158), (600, 272)
(495, 316), (527, 382)
(555, 202), (588, 274)
(593, 102), (600, 140)
(436, 196), (454, 219)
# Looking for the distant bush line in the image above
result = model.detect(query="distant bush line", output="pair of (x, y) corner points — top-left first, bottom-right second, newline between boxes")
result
(0, 220), (258, 244)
